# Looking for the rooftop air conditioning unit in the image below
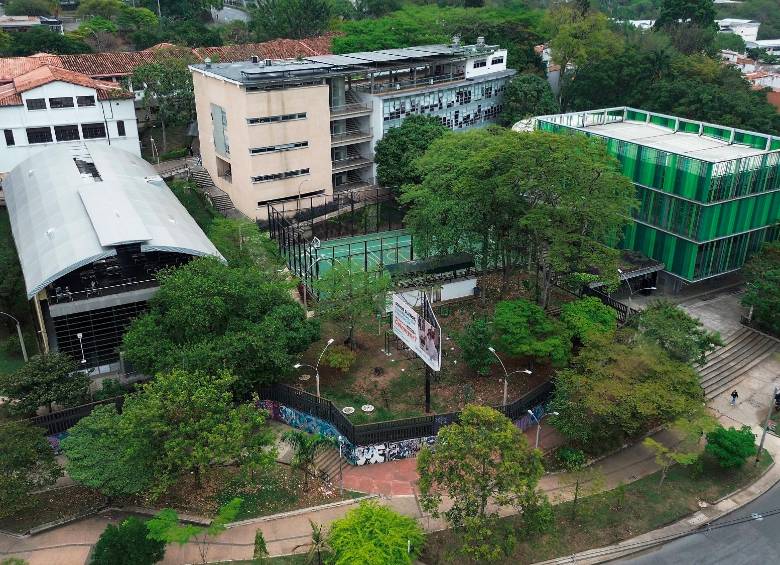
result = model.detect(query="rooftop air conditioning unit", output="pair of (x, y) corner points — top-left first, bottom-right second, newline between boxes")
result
(251, 55), (258, 63)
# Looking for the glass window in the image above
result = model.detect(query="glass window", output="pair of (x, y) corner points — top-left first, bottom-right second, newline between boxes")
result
(26, 98), (46, 110)
(81, 122), (106, 139)
(117, 120), (126, 136)
(77, 95), (96, 107)
(491, 57), (504, 65)
(49, 97), (74, 109)
(54, 125), (80, 141)
(473, 59), (487, 69)
(3, 129), (14, 147)
(26, 127), (53, 144)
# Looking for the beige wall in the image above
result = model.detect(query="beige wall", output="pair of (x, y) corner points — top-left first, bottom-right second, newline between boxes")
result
(192, 72), (333, 218)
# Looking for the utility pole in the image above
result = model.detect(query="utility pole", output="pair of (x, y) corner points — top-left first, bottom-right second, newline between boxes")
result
(756, 386), (777, 465)
(424, 365), (431, 413)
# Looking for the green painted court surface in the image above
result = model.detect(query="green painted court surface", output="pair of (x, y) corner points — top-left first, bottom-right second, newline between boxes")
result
(315, 229), (412, 275)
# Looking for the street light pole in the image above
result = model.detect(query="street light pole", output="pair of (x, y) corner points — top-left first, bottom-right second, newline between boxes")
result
(0, 311), (27, 362)
(488, 346), (531, 406)
(756, 386), (777, 465)
(527, 409), (560, 449)
(294, 338), (334, 397)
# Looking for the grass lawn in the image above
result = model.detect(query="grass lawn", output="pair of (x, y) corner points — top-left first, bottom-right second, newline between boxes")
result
(422, 451), (773, 564)
(0, 485), (105, 534)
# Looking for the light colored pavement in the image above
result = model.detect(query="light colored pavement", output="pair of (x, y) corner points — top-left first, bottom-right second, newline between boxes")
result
(211, 5), (250, 22)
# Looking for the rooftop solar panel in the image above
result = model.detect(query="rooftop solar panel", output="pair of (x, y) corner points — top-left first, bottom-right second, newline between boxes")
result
(305, 54), (372, 65)
(341, 51), (410, 62)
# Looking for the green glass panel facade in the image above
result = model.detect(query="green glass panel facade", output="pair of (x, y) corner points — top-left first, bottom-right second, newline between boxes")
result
(536, 108), (780, 282)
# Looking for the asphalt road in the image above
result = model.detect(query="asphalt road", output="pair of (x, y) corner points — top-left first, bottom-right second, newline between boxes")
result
(211, 5), (250, 23)
(616, 479), (780, 565)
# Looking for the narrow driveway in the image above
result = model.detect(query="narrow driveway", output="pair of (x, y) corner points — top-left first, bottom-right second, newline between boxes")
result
(617, 477), (780, 564)
(211, 5), (250, 22)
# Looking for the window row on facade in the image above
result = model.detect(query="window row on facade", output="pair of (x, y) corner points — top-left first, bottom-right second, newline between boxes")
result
(25, 95), (96, 110)
(251, 167), (309, 183)
(247, 112), (307, 125)
(3, 122), (123, 146)
(250, 141), (308, 155)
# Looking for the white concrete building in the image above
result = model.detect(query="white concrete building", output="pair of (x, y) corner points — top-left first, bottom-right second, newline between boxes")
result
(749, 39), (780, 56)
(0, 65), (139, 173)
(717, 19), (761, 43)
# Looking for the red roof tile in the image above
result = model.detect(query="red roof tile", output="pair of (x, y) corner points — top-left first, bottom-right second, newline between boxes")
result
(0, 55), (62, 84)
(193, 35), (334, 63)
(0, 64), (132, 106)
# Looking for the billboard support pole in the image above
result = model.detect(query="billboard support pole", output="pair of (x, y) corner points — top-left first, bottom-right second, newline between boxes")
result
(425, 365), (432, 414)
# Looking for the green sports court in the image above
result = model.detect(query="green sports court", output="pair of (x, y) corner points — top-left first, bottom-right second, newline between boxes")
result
(314, 229), (413, 276)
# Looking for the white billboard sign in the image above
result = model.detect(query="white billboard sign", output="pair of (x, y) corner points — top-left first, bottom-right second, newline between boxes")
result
(391, 293), (441, 371)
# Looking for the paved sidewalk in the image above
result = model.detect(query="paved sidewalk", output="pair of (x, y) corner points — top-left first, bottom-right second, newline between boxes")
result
(0, 426), (675, 565)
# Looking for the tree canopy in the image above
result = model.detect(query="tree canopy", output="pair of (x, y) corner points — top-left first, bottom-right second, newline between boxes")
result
(705, 425), (756, 468)
(250, 0), (332, 41)
(493, 299), (570, 366)
(91, 517), (166, 565)
(742, 242), (780, 336)
(122, 257), (319, 394)
(327, 501), (425, 565)
(498, 73), (559, 126)
(549, 334), (704, 452)
(637, 300), (722, 365)
(0, 421), (62, 518)
(560, 296), (617, 345)
(0, 27), (92, 56)
(374, 115), (448, 192)
(4, 0), (56, 16)
(0, 352), (88, 416)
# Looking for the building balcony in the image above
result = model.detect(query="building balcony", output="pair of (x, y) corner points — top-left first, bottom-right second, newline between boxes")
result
(330, 102), (372, 119)
(334, 176), (376, 193)
(354, 72), (466, 95)
(331, 155), (373, 173)
(331, 128), (373, 147)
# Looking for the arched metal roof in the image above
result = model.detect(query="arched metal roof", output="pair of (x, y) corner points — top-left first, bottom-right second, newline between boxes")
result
(3, 143), (224, 299)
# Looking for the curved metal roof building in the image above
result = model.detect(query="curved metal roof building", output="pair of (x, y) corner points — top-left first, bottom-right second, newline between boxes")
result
(3, 143), (223, 299)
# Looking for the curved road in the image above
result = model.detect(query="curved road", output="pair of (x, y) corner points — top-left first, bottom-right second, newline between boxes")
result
(211, 5), (250, 23)
(617, 479), (780, 565)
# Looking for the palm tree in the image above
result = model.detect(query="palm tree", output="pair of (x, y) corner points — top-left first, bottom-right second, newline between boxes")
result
(292, 520), (331, 565)
(282, 430), (338, 488)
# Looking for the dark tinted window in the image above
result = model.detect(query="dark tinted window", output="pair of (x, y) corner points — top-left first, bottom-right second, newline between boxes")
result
(26, 127), (53, 144)
(3, 129), (14, 146)
(81, 122), (106, 139)
(54, 125), (80, 141)
(77, 95), (96, 107)
(49, 97), (74, 109)
(117, 120), (125, 136)
(26, 98), (46, 110)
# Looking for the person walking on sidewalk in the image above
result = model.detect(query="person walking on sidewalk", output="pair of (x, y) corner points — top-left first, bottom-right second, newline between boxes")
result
(731, 389), (739, 406)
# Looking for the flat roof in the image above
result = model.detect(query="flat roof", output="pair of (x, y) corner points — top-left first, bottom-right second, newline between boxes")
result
(587, 122), (768, 161)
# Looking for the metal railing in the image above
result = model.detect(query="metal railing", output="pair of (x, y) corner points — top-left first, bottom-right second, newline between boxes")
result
(20, 396), (126, 436)
(259, 380), (554, 446)
(330, 129), (373, 144)
(331, 155), (373, 171)
(330, 102), (372, 116)
(355, 73), (466, 95)
(48, 279), (159, 305)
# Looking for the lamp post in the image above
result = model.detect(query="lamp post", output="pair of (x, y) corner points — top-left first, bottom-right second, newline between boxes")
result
(527, 409), (559, 449)
(0, 311), (27, 362)
(337, 435), (344, 496)
(617, 268), (656, 317)
(76, 332), (86, 364)
(488, 346), (532, 406)
(294, 338), (334, 397)
(297, 178), (312, 203)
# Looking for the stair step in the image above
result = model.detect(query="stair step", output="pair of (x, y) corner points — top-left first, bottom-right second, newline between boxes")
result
(699, 336), (770, 378)
(701, 342), (777, 390)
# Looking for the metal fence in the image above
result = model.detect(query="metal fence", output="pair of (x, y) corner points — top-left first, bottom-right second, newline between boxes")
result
(260, 380), (554, 446)
(23, 396), (125, 436)
(580, 286), (640, 324)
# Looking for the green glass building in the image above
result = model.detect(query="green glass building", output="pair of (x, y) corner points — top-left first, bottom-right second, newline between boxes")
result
(535, 107), (780, 284)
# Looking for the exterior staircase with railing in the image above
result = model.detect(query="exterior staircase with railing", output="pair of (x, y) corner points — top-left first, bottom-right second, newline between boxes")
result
(314, 446), (343, 487)
(187, 166), (238, 215)
(699, 326), (779, 399)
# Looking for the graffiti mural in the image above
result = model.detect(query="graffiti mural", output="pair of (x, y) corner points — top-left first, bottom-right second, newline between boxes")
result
(258, 398), (547, 467)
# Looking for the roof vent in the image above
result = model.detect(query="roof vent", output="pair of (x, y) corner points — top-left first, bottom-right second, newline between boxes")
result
(251, 55), (258, 64)
(451, 35), (460, 47)
(264, 59), (273, 67)
(205, 57), (212, 68)
(477, 36), (485, 47)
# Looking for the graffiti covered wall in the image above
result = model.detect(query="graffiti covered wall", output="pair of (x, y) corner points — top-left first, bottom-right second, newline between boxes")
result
(259, 399), (547, 466)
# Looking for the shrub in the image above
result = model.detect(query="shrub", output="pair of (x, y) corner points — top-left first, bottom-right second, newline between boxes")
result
(705, 425), (756, 469)
(93, 378), (124, 401)
(556, 446), (586, 471)
(91, 517), (165, 565)
(560, 297), (617, 344)
(456, 318), (494, 376)
(323, 345), (357, 373)
(328, 500), (425, 565)
(158, 147), (188, 161)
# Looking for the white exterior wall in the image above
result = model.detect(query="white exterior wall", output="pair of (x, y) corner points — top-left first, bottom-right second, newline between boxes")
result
(464, 49), (508, 79)
(0, 81), (139, 172)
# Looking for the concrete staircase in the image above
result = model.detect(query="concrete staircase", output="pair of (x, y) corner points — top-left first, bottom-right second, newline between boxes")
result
(313, 446), (343, 486)
(699, 327), (779, 399)
(188, 166), (237, 215)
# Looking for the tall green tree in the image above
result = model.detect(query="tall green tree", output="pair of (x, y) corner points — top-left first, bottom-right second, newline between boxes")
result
(549, 334), (704, 452)
(120, 370), (275, 494)
(61, 404), (154, 499)
(138, 0), (221, 19)
(417, 404), (544, 561)
(654, 0), (717, 31)
(0, 210), (28, 325)
(147, 498), (242, 565)
(560, 296), (617, 345)
(0, 352), (88, 416)
(314, 263), (390, 347)
(250, 0), (332, 41)
(637, 300), (722, 365)
(0, 421), (62, 518)
(327, 501), (425, 565)
(91, 517), (166, 565)
(122, 257), (319, 393)
(705, 425), (756, 469)
(132, 57), (195, 152)
(498, 73), (559, 126)
(456, 318), (495, 376)
(742, 242), (780, 336)
(1, 27), (92, 56)
(493, 299), (571, 366)
(374, 115), (448, 193)
(4, 0), (56, 16)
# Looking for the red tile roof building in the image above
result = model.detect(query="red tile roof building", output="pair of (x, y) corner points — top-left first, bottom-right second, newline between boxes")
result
(0, 64), (132, 106)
